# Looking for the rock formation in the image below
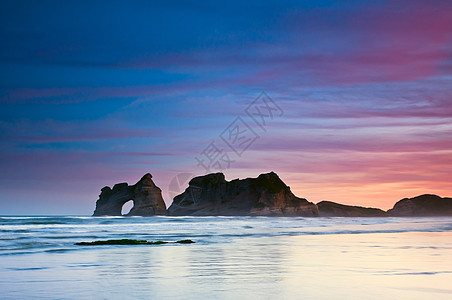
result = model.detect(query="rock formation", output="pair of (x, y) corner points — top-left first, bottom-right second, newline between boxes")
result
(93, 173), (167, 216)
(317, 201), (386, 217)
(167, 172), (319, 217)
(387, 194), (452, 216)
(91, 172), (451, 218)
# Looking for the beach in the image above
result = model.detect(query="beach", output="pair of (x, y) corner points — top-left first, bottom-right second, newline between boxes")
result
(0, 216), (451, 299)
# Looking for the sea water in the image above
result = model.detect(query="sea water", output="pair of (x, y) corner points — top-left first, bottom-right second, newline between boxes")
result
(0, 216), (451, 299)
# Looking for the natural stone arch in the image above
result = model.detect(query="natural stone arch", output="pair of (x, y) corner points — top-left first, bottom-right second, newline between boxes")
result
(121, 200), (134, 216)
(93, 174), (167, 216)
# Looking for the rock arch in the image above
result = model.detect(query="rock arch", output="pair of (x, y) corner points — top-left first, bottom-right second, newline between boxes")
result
(93, 173), (167, 216)
(121, 200), (134, 215)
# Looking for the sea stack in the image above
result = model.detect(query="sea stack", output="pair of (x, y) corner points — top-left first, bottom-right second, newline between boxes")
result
(317, 201), (386, 217)
(387, 194), (452, 216)
(93, 173), (167, 216)
(167, 171), (319, 217)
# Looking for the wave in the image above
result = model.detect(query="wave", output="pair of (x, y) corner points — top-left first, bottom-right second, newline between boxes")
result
(0, 216), (450, 256)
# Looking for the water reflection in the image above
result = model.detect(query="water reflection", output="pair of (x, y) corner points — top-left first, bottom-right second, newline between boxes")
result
(0, 217), (451, 299)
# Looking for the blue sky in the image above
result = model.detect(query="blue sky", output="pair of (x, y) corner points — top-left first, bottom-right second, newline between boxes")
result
(1, 0), (451, 214)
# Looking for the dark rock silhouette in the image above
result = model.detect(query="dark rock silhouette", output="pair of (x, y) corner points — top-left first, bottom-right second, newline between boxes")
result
(93, 173), (167, 216)
(317, 201), (386, 217)
(90, 172), (451, 218)
(167, 172), (319, 216)
(75, 239), (195, 245)
(387, 194), (452, 216)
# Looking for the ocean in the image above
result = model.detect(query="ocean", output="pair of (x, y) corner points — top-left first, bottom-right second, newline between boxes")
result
(0, 216), (451, 299)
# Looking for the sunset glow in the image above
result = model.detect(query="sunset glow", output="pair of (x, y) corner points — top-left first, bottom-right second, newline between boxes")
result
(0, 0), (451, 214)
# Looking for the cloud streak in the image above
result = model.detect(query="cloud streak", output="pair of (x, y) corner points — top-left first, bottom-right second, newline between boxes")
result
(0, 0), (451, 214)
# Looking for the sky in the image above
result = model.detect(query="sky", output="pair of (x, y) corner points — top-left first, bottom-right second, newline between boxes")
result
(0, 0), (451, 215)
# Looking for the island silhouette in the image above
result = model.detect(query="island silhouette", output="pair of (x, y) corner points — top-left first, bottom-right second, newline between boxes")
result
(93, 172), (452, 217)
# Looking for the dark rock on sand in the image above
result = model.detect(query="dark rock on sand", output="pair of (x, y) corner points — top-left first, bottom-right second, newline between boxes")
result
(75, 239), (195, 245)
(317, 201), (386, 217)
(167, 172), (319, 217)
(93, 173), (167, 216)
(387, 194), (452, 216)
